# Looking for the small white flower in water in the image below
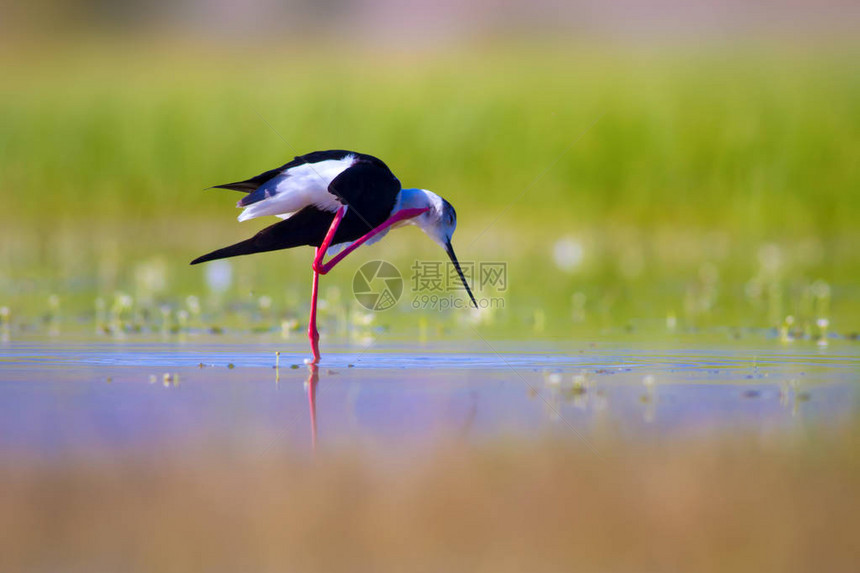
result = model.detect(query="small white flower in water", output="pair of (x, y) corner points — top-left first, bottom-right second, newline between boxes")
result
(354, 312), (375, 326)
(546, 372), (563, 386)
(572, 371), (589, 389)
(259, 295), (273, 311)
(552, 237), (584, 273)
(817, 317), (830, 346)
(148, 374), (157, 384)
(116, 293), (133, 310)
(463, 304), (494, 326)
(643, 375), (656, 388)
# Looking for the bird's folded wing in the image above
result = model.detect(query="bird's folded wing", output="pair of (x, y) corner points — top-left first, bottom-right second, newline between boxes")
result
(236, 156), (356, 222)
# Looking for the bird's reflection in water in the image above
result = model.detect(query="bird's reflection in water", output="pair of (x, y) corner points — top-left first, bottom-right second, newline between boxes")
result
(287, 362), (481, 451)
(304, 363), (319, 451)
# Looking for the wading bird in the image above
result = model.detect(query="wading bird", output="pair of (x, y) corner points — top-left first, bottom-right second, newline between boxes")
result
(191, 150), (477, 363)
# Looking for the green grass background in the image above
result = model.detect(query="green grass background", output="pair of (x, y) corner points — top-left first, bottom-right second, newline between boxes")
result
(1, 41), (858, 340)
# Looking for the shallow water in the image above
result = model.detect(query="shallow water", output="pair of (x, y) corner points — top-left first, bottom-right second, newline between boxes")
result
(1, 340), (857, 456)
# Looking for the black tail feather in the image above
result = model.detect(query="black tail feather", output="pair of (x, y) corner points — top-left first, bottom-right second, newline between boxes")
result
(190, 219), (310, 265)
(190, 237), (266, 265)
(190, 207), (346, 265)
(210, 182), (259, 193)
(209, 163), (289, 194)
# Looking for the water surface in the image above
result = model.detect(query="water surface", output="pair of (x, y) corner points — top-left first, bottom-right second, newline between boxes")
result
(1, 341), (857, 456)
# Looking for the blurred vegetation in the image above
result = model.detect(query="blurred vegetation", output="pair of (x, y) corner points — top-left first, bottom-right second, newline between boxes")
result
(1, 41), (858, 341)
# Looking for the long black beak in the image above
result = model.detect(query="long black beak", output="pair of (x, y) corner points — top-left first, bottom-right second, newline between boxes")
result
(445, 240), (478, 309)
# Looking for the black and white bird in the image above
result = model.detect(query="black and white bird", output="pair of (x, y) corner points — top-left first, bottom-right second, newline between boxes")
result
(191, 149), (477, 363)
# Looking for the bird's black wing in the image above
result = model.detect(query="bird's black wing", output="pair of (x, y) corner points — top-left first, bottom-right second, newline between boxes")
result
(191, 207), (341, 264)
(210, 150), (357, 194)
(327, 157), (401, 230)
(191, 155), (402, 264)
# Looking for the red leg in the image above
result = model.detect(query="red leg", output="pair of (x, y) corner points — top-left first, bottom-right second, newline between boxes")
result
(313, 207), (430, 275)
(306, 206), (348, 363)
(316, 205), (348, 265)
(306, 205), (429, 362)
(308, 254), (321, 363)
